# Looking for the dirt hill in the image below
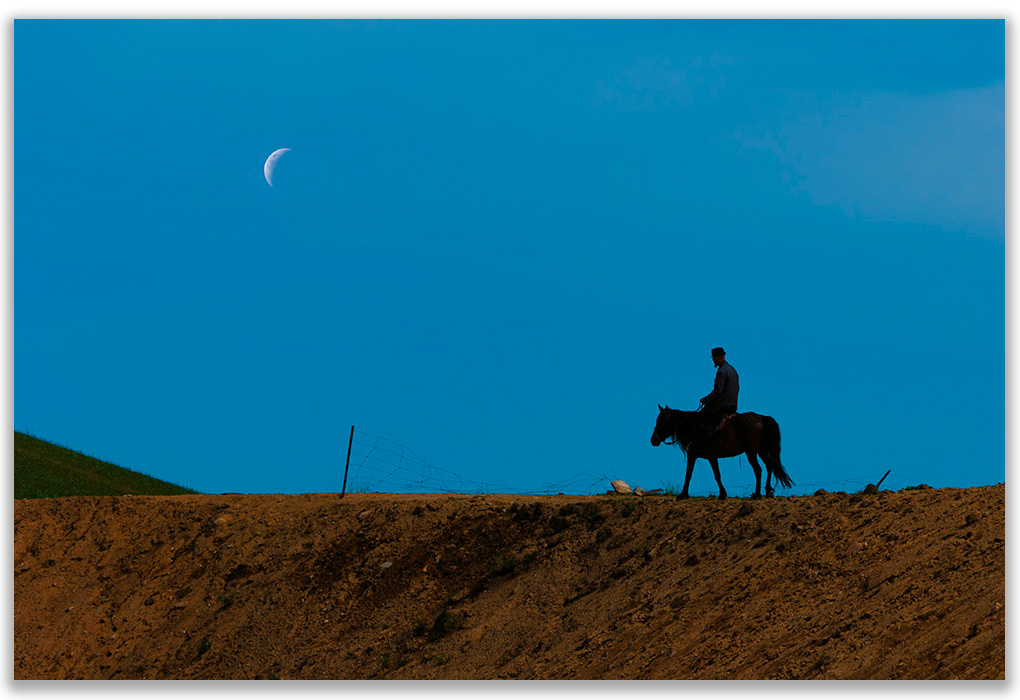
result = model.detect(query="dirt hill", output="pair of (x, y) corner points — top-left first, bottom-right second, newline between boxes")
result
(13, 484), (1005, 679)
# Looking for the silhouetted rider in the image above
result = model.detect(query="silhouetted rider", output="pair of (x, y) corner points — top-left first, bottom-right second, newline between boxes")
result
(690, 347), (739, 449)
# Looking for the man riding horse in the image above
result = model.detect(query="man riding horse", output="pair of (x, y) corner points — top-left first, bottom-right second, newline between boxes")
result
(651, 347), (792, 499)
(691, 347), (738, 451)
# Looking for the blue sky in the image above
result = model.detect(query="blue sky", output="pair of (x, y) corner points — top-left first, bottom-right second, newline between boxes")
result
(14, 19), (1004, 497)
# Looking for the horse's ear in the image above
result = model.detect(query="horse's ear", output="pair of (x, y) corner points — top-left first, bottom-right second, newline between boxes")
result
(658, 404), (664, 411)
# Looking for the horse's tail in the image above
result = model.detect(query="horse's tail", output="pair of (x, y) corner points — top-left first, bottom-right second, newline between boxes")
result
(761, 416), (793, 489)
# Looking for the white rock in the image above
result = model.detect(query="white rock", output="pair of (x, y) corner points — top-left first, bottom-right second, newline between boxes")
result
(611, 480), (631, 495)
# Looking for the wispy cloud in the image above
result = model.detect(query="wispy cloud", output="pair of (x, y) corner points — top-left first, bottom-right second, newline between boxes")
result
(736, 83), (1005, 240)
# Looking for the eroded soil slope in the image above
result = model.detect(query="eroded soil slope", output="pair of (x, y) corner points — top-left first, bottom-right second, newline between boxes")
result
(14, 485), (1005, 679)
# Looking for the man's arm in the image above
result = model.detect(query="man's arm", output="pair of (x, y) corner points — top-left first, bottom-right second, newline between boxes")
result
(700, 368), (727, 406)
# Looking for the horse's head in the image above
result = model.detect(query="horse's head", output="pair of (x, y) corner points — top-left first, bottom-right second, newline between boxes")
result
(650, 404), (673, 447)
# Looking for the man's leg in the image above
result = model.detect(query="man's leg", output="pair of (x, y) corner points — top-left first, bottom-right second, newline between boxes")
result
(689, 408), (723, 451)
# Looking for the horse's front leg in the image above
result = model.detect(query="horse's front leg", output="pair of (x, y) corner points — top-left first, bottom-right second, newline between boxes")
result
(708, 457), (727, 499)
(677, 451), (697, 499)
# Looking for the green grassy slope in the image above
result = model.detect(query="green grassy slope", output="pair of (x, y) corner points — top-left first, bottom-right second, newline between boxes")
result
(14, 432), (198, 499)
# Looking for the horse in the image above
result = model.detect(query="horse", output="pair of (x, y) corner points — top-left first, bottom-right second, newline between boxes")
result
(650, 404), (793, 500)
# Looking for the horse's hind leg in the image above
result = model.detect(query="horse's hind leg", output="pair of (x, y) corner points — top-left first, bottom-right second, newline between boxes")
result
(708, 457), (727, 500)
(746, 452), (763, 499)
(759, 451), (775, 497)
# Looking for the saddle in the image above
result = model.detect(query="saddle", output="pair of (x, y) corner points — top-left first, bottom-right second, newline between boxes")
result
(709, 413), (737, 435)
(686, 411), (737, 451)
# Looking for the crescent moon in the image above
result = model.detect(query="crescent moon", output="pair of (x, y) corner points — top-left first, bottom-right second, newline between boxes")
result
(264, 148), (292, 187)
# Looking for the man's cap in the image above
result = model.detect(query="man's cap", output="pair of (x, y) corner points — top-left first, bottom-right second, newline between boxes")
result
(711, 347), (726, 357)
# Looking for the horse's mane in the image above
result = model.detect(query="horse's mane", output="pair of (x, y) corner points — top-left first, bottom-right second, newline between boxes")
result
(661, 409), (701, 453)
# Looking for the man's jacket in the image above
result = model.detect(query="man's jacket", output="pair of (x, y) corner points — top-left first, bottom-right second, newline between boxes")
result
(701, 362), (739, 412)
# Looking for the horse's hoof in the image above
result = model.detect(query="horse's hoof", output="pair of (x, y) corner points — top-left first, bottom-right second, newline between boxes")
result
(718, 492), (728, 500)
(766, 490), (775, 499)
(751, 492), (762, 500)
(676, 493), (689, 501)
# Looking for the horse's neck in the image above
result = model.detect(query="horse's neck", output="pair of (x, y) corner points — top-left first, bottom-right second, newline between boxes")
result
(669, 411), (699, 438)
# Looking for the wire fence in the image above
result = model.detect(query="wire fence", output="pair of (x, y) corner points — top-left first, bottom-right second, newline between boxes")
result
(341, 427), (937, 498)
(345, 430), (612, 496)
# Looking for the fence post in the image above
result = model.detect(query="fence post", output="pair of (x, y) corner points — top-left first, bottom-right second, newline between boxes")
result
(341, 425), (354, 497)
